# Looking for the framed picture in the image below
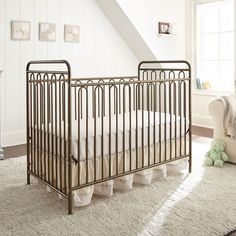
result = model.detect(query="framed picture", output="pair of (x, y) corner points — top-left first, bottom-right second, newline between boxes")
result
(39, 23), (56, 41)
(158, 22), (172, 35)
(64, 25), (80, 43)
(11, 21), (30, 40)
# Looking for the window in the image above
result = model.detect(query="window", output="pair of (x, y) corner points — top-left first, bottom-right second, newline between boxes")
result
(196, 1), (234, 91)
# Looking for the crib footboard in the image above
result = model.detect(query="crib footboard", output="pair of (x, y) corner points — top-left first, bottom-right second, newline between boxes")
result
(26, 60), (191, 215)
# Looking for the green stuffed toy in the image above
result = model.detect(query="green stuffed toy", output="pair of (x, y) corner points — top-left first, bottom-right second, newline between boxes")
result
(204, 140), (229, 168)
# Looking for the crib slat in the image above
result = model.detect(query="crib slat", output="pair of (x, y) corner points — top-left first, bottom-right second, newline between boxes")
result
(101, 89), (104, 179)
(135, 85), (139, 169)
(154, 82), (156, 164)
(47, 78), (50, 183)
(141, 84), (144, 168)
(169, 77), (173, 161)
(34, 82), (37, 175)
(55, 77), (58, 188)
(174, 82), (177, 158)
(123, 85), (126, 173)
(39, 78), (43, 179)
(184, 81), (187, 155)
(164, 82), (167, 162)
(51, 76), (54, 186)
(93, 87), (97, 182)
(179, 73), (182, 157)
(77, 90), (81, 186)
(63, 80), (67, 194)
(109, 87), (112, 177)
(129, 86), (132, 171)
(86, 89), (89, 184)
(159, 83), (162, 163)
(147, 83), (150, 166)
(59, 76), (63, 191)
(116, 88), (119, 175)
(36, 78), (40, 177)
(43, 75), (47, 182)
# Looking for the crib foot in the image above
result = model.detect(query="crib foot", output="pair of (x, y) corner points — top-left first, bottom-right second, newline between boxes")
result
(189, 159), (192, 173)
(27, 173), (30, 185)
(68, 197), (73, 215)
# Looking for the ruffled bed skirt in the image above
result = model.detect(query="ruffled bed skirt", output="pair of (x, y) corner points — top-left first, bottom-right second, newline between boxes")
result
(45, 158), (188, 206)
(71, 158), (188, 207)
(42, 136), (188, 207)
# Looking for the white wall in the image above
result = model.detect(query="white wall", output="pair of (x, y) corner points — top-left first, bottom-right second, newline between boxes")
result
(117, 0), (186, 60)
(0, 0), (139, 147)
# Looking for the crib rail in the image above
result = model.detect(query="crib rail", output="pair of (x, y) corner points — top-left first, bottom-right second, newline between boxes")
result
(26, 60), (191, 215)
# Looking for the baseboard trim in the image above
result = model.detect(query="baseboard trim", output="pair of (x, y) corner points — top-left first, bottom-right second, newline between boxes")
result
(3, 143), (26, 159)
(192, 125), (213, 138)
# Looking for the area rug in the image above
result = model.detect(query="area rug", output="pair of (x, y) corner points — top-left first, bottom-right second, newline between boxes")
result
(0, 139), (236, 236)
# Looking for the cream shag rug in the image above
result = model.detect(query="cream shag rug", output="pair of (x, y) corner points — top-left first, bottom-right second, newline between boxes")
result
(0, 139), (236, 236)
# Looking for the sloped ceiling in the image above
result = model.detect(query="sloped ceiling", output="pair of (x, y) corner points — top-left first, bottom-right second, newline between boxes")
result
(96, 0), (157, 61)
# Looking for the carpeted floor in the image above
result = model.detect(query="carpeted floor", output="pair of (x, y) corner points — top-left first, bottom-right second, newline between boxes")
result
(0, 137), (236, 236)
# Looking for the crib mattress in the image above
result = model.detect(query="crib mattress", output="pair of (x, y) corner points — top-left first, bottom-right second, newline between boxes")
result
(39, 110), (188, 161)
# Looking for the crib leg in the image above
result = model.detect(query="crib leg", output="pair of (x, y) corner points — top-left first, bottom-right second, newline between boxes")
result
(27, 146), (30, 185)
(68, 193), (73, 215)
(27, 172), (30, 185)
(189, 156), (192, 173)
(27, 154), (30, 185)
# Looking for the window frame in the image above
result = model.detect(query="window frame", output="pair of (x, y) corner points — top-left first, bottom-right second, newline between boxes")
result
(190, 0), (235, 94)
(196, 0), (234, 92)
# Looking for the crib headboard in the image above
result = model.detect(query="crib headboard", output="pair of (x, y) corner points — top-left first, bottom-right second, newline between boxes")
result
(26, 60), (73, 201)
(138, 60), (191, 113)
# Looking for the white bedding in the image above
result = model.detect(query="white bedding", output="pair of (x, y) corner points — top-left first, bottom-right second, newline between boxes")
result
(70, 110), (188, 160)
(38, 110), (188, 161)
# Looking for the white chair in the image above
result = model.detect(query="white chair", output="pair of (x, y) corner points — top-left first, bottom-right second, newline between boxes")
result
(209, 95), (236, 164)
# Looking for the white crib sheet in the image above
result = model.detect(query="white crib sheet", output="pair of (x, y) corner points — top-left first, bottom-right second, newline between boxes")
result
(70, 110), (188, 160)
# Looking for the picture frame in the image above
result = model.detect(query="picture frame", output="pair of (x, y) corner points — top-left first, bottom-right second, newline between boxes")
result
(39, 23), (56, 42)
(64, 24), (80, 43)
(158, 22), (172, 35)
(11, 21), (30, 40)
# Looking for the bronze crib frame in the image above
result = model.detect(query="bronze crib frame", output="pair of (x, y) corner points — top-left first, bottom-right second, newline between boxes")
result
(26, 60), (192, 214)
